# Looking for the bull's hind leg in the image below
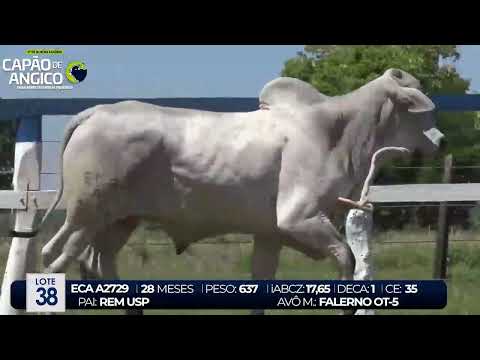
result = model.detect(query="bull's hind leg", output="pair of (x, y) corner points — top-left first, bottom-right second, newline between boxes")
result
(77, 217), (139, 276)
(250, 235), (281, 315)
(78, 218), (142, 315)
(279, 214), (356, 315)
(44, 226), (98, 274)
(42, 208), (104, 270)
(40, 221), (98, 315)
(42, 221), (76, 268)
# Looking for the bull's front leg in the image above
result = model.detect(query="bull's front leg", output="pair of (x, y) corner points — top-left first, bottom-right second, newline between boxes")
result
(250, 235), (281, 315)
(277, 211), (356, 315)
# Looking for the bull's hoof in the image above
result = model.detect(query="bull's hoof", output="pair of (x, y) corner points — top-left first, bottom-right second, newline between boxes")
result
(250, 309), (265, 315)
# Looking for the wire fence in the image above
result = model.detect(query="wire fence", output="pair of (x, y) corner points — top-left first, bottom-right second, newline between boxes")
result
(380, 239), (480, 244)
(392, 165), (480, 169)
(3, 235), (477, 248)
(5, 165), (480, 175)
(124, 234), (480, 248)
(3, 142), (480, 247)
(128, 240), (253, 247)
(376, 203), (478, 208)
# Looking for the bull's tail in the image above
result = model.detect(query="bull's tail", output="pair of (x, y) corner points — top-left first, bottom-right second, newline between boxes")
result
(13, 107), (98, 238)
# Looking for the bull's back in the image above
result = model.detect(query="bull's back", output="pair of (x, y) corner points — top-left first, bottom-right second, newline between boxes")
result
(63, 102), (285, 231)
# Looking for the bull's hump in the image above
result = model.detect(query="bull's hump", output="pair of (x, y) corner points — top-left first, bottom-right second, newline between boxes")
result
(259, 77), (329, 109)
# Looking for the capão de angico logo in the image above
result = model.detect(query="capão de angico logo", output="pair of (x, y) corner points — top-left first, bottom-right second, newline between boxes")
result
(65, 61), (88, 84)
(1, 49), (88, 90)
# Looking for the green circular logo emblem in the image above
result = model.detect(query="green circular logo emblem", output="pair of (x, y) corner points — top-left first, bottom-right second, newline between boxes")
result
(65, 61), (87, 84)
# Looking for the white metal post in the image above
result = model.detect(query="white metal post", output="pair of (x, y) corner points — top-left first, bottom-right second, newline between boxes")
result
(345, 209), (375, 315)
(0, 116), (42, 315)
(340, 147), (410, 316)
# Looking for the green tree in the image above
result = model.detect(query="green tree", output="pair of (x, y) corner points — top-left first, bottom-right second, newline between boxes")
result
(282, 45), (479, 228)
(283, 45), (465, 96)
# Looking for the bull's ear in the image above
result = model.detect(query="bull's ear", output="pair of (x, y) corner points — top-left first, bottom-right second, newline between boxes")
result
(394, 87), (435, 113)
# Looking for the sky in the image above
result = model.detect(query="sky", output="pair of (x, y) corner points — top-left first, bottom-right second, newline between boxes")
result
(0, 45), (303, 98)
(0, 45), (479, 189)
(1, 45), (479, 98)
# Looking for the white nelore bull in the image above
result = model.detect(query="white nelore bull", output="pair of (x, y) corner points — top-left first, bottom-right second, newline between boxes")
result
(39, 69), (445, 314)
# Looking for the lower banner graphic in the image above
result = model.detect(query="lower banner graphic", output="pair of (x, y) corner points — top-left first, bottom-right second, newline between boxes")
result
(11, 275), (447, 312)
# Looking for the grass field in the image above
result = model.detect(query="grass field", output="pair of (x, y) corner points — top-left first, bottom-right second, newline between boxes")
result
(1, 223), (480, 315)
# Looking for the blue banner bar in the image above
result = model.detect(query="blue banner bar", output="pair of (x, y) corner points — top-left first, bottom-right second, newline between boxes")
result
(2, 95), (480, 122)
(431, 94), (480, 112)
(11, 279), (447, 311)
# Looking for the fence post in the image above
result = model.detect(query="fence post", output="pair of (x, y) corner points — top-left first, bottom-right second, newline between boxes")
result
(345, 208), (375, 315)
(433, 154), (453, 279)
(0, 116), (42, 315)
